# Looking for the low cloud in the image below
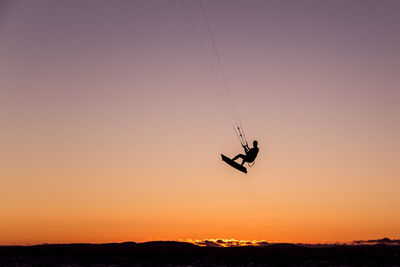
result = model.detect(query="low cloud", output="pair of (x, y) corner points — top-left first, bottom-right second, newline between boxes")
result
(187, 238), (400, 248)
(352, 238), (400, 245)
(195, 240), (222, 247)
(190, 239), (270, 247)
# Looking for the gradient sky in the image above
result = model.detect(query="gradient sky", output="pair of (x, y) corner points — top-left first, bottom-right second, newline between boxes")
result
(1, 0), (400, 245)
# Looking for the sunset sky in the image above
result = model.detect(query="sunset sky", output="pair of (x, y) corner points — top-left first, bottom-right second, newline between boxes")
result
(1, 0), (400, 245)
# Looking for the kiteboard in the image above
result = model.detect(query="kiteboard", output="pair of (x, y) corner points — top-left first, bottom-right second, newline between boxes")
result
(221, 154), (247, 173)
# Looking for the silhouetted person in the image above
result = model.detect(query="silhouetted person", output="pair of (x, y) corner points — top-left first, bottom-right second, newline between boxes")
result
(232, 140), (259, 166)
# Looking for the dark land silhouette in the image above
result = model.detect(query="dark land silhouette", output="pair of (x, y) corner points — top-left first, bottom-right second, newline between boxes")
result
(1, 239), (400, 266)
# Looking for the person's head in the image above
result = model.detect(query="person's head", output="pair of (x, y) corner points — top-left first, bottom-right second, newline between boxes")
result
(253, 140), (258, 147)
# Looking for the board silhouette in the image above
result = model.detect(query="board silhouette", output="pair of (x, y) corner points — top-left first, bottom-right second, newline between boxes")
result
(221, 154), (247, 173)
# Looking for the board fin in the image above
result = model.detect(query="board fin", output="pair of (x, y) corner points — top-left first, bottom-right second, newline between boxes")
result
(221, 154), (247, 173)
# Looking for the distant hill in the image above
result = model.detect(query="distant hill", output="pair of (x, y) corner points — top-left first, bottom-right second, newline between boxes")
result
(1, 241), (400, 266)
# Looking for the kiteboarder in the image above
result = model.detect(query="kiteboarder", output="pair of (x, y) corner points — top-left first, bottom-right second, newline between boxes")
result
(232, 140), (259, 166)
(171, 2), (259, 173)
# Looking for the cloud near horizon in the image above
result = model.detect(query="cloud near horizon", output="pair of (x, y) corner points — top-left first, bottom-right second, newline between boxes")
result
(351, 238), (400, 246)
(185, 238), (400, 247)
(185, 238), (270, 247)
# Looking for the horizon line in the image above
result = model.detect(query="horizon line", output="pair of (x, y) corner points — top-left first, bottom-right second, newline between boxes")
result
(2, 237), (399, 247)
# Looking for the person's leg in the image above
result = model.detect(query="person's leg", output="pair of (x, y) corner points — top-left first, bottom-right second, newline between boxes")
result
(232, 154), (245, 162)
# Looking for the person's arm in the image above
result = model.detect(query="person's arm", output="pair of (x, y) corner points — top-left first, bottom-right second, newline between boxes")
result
(243, 144), (250, 153)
